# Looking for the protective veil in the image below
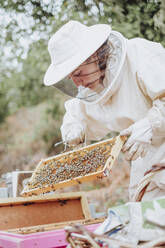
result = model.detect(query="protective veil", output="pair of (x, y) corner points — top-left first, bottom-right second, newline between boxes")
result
(61, 31), (165, 201)
(54, 32), (124, 104)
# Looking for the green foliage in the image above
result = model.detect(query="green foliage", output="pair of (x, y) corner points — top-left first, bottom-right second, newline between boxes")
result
(94, 0), (164, 46)
(0, 0), (54, 25)
(46, 102), (62, 121)
(4, 39), (54, 113)
(0, 89), (9, 124)
(40, 92), (67, 151)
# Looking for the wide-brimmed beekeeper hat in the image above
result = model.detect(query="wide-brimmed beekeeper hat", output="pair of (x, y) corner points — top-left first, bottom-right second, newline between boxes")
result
(44, 20), (111, 86)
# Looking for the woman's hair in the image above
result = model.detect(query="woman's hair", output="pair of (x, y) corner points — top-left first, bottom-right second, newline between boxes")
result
(96, 39), (110, 70)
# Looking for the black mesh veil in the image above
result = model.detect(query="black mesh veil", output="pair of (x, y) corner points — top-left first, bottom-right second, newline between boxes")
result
(53, 37), (115, 103)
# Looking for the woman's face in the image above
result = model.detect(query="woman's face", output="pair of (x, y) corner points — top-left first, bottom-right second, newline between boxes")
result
(69, 53), (103, 90)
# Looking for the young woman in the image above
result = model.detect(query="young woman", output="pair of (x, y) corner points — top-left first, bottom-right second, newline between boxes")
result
(44, 21), (165, 201)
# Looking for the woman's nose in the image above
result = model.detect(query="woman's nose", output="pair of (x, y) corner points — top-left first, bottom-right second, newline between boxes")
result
(74, 78), (84, 87)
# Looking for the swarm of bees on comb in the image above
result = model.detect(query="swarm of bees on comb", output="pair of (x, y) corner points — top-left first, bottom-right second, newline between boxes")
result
(22, 136), (125, 196)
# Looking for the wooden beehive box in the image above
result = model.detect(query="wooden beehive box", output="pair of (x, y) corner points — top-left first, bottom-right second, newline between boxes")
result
(0, 192), (92, 234)
(22, 136), (126, 197)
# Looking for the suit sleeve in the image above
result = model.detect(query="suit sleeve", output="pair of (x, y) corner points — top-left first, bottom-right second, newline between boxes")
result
(137, 40), (165, 138)
(61, 98), (110, 142)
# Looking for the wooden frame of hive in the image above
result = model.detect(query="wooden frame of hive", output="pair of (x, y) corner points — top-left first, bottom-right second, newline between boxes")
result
(0, 192), (94, 234)
(22, 135), (126, 197)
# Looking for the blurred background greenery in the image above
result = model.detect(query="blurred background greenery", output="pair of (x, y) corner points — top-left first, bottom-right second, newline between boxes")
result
(0, 0), (164, 177)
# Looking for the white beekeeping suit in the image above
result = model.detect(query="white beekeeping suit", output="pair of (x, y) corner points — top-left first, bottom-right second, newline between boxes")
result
(61, 33), (165, 201)
(44, 21), (165, 201)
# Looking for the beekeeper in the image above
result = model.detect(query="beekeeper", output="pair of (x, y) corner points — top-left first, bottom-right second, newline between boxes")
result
(44, 21), (165, 201)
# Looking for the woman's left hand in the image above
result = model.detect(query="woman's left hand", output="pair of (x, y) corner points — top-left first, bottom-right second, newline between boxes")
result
(120, 118), (153, 161)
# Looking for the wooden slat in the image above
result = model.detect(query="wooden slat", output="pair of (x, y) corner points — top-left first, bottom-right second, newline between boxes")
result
(0, 191), (86, 205)
(7, 217), (105, 234)
(81, 194), (91, 220)
(104, 136), (126, 171)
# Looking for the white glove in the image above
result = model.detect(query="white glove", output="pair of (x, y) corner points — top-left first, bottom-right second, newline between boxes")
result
(120, 118), (153, 161)
(62, 124), (85, 146)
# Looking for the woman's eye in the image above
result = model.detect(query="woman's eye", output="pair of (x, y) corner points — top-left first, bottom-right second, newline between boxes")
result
(74, 70), (81, 77)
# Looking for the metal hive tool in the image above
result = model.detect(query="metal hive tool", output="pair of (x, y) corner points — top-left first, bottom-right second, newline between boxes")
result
(21, 135), (126, 196)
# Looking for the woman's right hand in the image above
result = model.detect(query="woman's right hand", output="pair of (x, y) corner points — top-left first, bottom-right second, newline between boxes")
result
(62, 125), (85, 146)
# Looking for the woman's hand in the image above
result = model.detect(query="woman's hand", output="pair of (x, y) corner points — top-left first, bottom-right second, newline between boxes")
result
(62, 125), (85, 146)
(120, 118), (153, 161)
